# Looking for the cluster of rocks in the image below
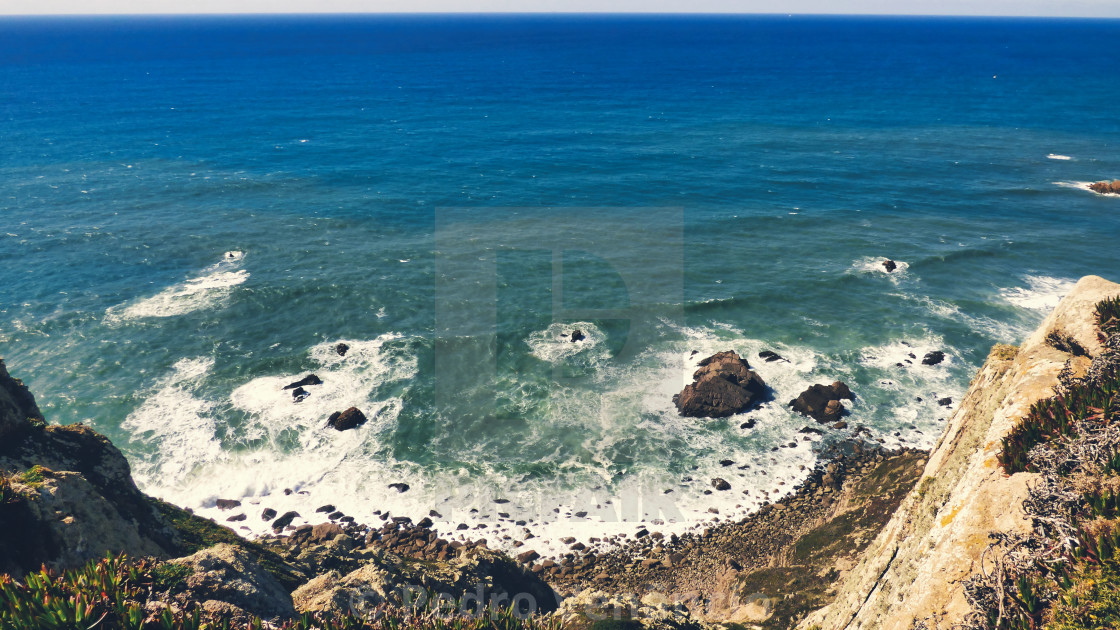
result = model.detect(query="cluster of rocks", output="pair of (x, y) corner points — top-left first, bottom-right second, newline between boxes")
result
(1089, 179), (1120, 195)
(540, 446), (928, 602)
(278, 363), (371, 432)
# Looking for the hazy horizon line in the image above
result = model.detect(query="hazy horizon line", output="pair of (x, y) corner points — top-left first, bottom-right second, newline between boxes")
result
(3, 10), (1120, 18)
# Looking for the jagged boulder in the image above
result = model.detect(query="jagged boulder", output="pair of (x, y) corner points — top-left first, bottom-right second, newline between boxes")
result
(326, 407), (367, 431)
(882, 259), (897, 272)
(172, 543), (295, 619)
(1089, 180), (1120, 195)
(790, 381), (855, 424)
(674, 351), (767, 418)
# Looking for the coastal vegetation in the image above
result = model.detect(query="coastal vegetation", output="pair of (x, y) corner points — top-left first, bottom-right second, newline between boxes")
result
(0, 554), (564, 630)
(966, 296), (1120, 629)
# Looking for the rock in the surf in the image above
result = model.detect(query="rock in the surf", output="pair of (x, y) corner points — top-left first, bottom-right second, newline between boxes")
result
(882, 259), (897, 272)
(674, 351), (767, 418)
(388, 482), (410, 493)
(1089, 180), (1120, 195)
(711, 478), (731, 491)
(922, 350), (945, 366)
(335, 343), (350, 356)
(283, 374), (323, 390)
(758, 350), (788, 363)
(291, 386), (309, 402)
(790, 381), (855, 423)
(326, 407), (368, 431)
(570, 329), (585, 342)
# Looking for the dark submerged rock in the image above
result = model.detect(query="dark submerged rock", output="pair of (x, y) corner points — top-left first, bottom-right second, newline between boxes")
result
(335, 343), (350, 356)
(674, 351), (768, 418)
(882, 259), (897, 272)
(570, 329), (586, 343)
(291, 387), (309, 402)
(388, 482), (410, 493)
(758, 350), (788, 363)
(283, 374), (322, 390)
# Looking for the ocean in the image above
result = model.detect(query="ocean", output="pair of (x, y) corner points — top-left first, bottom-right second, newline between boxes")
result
(1, 14), (1118, 552)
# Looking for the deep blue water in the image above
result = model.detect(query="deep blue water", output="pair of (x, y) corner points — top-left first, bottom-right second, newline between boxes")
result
(2, 14), (1119, 545)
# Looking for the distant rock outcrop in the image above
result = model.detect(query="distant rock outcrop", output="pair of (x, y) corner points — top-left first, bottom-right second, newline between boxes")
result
(882, 259), (897, 272)
(674, 351), (767, 418)
(789, 381), (855, 424)
(1089, 179), (1120, 195)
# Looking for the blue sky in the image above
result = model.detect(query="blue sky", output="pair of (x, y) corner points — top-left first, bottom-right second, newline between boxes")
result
(2, 0), (1119, 16)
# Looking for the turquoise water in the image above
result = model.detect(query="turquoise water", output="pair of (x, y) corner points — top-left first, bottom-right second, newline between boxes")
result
(2, 15), (1119, 547)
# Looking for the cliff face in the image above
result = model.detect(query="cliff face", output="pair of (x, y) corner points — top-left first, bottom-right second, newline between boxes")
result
(799, 275), (1120, 630)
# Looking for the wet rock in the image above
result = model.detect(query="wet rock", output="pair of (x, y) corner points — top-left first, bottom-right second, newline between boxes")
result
(758, 350), (788, 363)
(674, 351), (768, 418)
(740, 419), (756, 429)
(316, 505), (335, 513)
(261, 508), (277, 521)
(938, 397), (953, 407)
(790, 381), (855, 423)
(922, 351), (945, 366)
(570, 329), (585, 343)
(1090, 180), (1120, 195)
(271, 511), (300, 531)
(226, 514), (247, 522)
(326, 407), (367, 431)
(283, 374), (323, 390)
(291, 387), (309, 402)
(388, 483), (410, 493)
(720, 459), (734, 466)
(517, 550), (540, 563)
(335, 343), (350, 357)
(216, 499), (241, 510)
(882, 259), (897, 272)
(711, 478), (731, 491)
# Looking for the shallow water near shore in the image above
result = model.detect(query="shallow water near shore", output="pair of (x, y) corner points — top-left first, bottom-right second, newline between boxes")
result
(2, 15), (1119, 552)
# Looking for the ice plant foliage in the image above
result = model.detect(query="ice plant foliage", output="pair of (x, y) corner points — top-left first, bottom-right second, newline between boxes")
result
(0, 555), (565, 630)
(961, 296), (1120, 629)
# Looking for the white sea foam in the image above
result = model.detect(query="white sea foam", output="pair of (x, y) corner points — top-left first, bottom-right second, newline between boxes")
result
(1047, 154), (1072, 160)
(525, 322), (606, 363)
(107, 253), (248, 322)
(893, 292), (1027, 343)
(137, 334), (417, 533)
(133, 319), (966, 558)
(122, 358), (225, 486)
(850, 256), (910, 284)
(999, 275), (1077, 312)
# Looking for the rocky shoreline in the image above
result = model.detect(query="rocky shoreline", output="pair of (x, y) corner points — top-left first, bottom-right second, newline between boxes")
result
(2, 354), (927, 628)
